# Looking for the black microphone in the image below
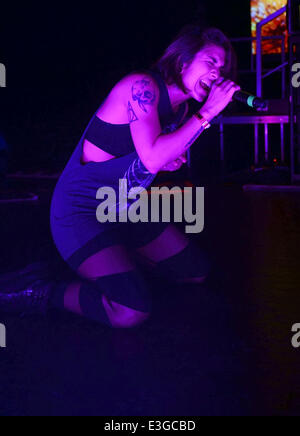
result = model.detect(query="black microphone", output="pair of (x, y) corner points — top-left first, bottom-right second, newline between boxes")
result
(233, 91), (268, 110)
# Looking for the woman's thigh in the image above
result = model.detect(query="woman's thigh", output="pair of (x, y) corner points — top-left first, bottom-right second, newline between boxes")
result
(135, 224), (189, 263)
(125, 222), (211, 283)
(77, 244), (136, 280)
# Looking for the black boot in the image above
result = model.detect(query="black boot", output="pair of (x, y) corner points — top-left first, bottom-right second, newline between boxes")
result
(0, 261), (52, 290)
(0, 279), (54, 315)
(0, 263), (55, 316)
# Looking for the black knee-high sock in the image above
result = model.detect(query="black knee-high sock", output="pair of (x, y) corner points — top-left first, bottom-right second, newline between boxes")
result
(49, 270), (151, 327)
(152, 243), (211, 282)
(78, 272), (152, 326)
(49, 281), (68, 310)
(49, 280), (111, 326)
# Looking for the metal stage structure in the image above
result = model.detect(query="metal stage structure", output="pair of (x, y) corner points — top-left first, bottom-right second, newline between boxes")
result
(202, 0), (300, 184)
(289, 0), (300, 182)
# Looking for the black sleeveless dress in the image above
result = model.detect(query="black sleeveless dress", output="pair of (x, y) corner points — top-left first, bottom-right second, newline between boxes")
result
(50, 69), (187, 270)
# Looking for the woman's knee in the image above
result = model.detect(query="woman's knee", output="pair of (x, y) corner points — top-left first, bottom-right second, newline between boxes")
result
(103, 295), (150, 329)
(114, 309), (150, 329)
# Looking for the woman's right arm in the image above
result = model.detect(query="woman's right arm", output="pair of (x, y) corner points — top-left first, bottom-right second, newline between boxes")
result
(125, 74), (240, 174)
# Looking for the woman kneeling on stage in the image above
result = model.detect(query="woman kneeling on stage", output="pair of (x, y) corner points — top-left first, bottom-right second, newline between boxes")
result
(0, 25), (239, 328)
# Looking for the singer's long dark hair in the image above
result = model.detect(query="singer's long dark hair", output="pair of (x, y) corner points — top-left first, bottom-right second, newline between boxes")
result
(153, 25), (237, 94)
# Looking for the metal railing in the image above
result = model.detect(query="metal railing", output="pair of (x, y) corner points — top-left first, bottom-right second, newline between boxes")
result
(256, 5), (288, 97)
(188, 9), (290, 175)
(213, 114), (290, 166)
(231, 35), (287, 98)
(209, 8), (290, 171)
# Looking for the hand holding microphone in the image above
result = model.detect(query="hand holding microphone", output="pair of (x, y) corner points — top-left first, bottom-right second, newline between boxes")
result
(199, 78), (268, 122)
(199, 77), (241, 121)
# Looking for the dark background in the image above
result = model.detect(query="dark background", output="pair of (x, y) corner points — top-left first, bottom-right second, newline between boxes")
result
(0, 0), (252, 173)
(1, 3), (300, 417)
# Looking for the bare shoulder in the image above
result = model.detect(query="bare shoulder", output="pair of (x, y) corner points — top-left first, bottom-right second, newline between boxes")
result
(117, 72), (160, 110)
(118, 72), (160, 94)
(97, 72), (160, 124)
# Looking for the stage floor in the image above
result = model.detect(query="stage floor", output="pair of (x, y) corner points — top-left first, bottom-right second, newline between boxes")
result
(0, 180), (300, 416)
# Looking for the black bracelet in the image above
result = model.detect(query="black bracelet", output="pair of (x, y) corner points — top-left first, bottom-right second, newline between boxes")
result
(194, 113), (211, 129)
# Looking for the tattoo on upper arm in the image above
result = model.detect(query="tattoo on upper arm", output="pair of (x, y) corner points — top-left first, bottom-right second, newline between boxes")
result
(128, 102), (139, 123)
(132, 78), (156, 113)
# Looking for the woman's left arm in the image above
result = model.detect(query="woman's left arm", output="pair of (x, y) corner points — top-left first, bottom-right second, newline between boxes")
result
(160, 153), (187, 172)
(159, 103), (189, 172)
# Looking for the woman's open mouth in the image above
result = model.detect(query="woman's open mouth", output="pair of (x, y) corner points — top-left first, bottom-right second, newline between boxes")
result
(199, 80), (211, 93)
